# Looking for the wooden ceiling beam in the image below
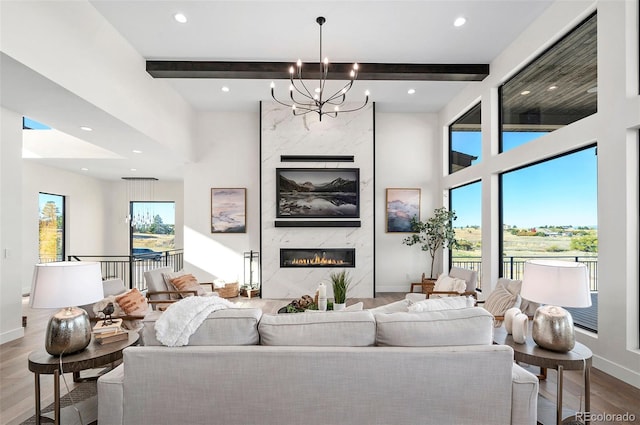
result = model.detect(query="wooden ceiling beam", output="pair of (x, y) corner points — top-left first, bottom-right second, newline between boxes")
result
(146, 61), (489, 82)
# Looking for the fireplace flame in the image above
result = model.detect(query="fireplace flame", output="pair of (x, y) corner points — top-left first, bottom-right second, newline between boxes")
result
(290, 253), (347, 266)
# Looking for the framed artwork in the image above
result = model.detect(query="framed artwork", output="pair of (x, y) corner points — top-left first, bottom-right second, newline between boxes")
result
(211, 188), (246, 233)
(386, 188), (420, 232)
(276, 168), (360, 218)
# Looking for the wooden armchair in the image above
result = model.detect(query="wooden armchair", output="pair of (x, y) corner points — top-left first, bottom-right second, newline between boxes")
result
(424, 267), (478, 300)
(143, 267), (215, 310)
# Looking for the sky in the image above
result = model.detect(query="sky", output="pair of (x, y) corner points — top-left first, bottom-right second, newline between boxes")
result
(132, 202), (175, 225)
(450, 132), (598, 229)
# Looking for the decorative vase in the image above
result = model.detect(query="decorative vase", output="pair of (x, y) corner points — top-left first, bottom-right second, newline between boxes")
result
(333, 303), (346, 311)
(504, 307), (522, 335)
(531, 305), (575, 352)
(512, 313), (529, 344)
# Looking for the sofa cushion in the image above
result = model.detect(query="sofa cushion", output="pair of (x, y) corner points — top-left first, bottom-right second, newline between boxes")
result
(375, 307), (494, 347)
(258, 310), (376, 346)
(141, 308), (262, 346)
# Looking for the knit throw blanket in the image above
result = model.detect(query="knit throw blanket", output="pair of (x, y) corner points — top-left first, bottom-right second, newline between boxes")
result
(155, 295), (235, 347)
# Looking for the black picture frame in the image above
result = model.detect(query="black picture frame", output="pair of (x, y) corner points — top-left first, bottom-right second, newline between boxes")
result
(276, 168), (360, 218)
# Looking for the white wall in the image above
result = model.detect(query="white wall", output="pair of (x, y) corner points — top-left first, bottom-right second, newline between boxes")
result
(439, 0), (640, 388)
(182, 110), (261, 283)
(0, 107), (25, 344)
(375, 112), (439, 292)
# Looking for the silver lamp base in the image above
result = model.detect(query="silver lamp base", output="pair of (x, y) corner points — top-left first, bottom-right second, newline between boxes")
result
(531, 305), (575, 352)
(45, 307), (92, 356)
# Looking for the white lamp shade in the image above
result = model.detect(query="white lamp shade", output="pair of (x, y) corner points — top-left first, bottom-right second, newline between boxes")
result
(30, 262), (104, 309)
(521, 259), (592, 308)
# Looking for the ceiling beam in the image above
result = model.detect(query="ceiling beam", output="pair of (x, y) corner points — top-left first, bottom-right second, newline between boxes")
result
(146, 61), (489, 82)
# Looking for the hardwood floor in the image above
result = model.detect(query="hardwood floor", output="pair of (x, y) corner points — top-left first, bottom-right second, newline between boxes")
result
(2, 294), (639, 425)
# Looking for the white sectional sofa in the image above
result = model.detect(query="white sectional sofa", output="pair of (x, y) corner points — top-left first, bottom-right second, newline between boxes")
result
(98, 305), (538, 425)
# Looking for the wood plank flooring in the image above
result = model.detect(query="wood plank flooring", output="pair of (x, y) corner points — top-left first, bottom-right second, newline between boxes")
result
(1, 294), (639, 425)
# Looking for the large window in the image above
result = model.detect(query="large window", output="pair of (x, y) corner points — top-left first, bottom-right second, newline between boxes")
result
(130, 201), (176, 258)
(500, 13), (597, 151)
(39, 192), (64, 263)
(450, 181), (483, 288)
(449, 103), (481, 174)
(500, 146), (598, 331)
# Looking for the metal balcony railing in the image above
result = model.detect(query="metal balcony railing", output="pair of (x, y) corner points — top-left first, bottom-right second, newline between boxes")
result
(67, 249), (184, 291)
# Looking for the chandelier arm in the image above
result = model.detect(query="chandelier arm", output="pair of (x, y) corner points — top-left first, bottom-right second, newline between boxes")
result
(327, 98), (370, 114)
(293, 68), (316, 100)
(323, 80), (356, 104)
(327, 80), (354, 105)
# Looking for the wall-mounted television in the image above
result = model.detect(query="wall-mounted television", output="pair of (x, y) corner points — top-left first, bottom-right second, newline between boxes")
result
(276, 168), (360, 218)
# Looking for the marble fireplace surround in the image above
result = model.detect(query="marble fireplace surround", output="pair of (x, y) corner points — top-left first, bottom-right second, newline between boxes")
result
(260, 102), (374, 299)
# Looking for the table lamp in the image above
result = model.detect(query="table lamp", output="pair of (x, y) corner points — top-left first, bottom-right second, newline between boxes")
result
(30, 262), (104, 356)
(521, 259), (591, 352)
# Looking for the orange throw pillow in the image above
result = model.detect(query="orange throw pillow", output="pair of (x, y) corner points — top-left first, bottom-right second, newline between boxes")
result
(115, 288), (149, 316)
(169, 274), (204, 297)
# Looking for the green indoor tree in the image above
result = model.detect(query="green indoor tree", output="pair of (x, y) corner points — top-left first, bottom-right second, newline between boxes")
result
(403, 207), (458, 279)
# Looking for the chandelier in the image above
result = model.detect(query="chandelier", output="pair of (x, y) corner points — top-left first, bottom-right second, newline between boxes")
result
(122, 177), (157, 228)
(270, 16), (369, 121)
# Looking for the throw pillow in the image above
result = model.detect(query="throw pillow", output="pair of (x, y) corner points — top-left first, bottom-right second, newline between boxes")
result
(408, 296), (469, 312)
(433, 275), (467, 293)
(115, 288), (149, 316)
(342, 302), (364, 311)
(368, 299), (411, 314)
(483, 283), (518, 318)
(169, 274), (205, 297)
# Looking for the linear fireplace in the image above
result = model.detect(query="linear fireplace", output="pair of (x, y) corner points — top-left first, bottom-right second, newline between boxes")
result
(280, 248), (355, 268)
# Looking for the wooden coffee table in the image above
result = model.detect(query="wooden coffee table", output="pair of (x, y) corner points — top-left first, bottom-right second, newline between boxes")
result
(494, 325), (592, 425)
(28, 331), (139, 425)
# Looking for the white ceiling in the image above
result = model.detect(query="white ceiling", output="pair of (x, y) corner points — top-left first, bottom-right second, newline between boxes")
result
(2, 0), (554, 181)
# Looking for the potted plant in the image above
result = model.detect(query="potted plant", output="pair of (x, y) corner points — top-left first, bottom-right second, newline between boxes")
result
(402, 207), (458, 279)
(330, 270), (351, 311)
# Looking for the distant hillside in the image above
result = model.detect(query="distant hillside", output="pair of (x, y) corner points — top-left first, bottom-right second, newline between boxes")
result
(279, 175), (357, 193)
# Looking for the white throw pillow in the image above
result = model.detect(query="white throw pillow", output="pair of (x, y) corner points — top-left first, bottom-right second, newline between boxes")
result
(342, 302), (364, 311)
(433, 275), (467, 293)
(408, 296), (469, 312)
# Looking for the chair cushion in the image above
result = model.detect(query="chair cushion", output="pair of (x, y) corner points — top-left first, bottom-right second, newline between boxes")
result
(258, 311), (376, 346)
(375, 307), (494, 347)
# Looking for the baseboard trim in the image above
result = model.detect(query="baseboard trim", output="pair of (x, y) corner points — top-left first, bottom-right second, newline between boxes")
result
(0, 327), (25, 345)
(592, 354), (640, 389)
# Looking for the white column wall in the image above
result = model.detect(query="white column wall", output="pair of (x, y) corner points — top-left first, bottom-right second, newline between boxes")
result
(182, 111), (261, 283)
(439, 0), (640, 388)
(260, 104), (374, 299)
(375, 112), (439, 292)
(0, 107), (24, 344)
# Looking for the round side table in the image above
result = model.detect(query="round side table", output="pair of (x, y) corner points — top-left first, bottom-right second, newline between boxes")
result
(494, 325), (592, 425)
(28, 331), (139, 425)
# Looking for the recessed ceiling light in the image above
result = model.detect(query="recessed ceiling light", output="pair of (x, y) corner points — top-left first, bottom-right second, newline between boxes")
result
(80, 126), (93, 131)
(520, 90), (531, 95)
(132, 150), (142, 154)
(130, 168), (137, 172)
(454, 17), (466, 27)
(174, 13), (187, 23)
(407, 88), (416, 95)
(547, 85), (558, 91)
(587, 86), (598, 93)
(221, 86), (230, 92)
(81, 167), (89, 171)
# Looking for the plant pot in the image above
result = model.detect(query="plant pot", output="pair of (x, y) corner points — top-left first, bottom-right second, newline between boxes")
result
(333, 303), (346, 311)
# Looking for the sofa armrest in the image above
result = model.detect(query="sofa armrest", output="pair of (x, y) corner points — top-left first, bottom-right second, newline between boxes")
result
(98, 363), (125, 425)
(511, 363), (539, 425)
